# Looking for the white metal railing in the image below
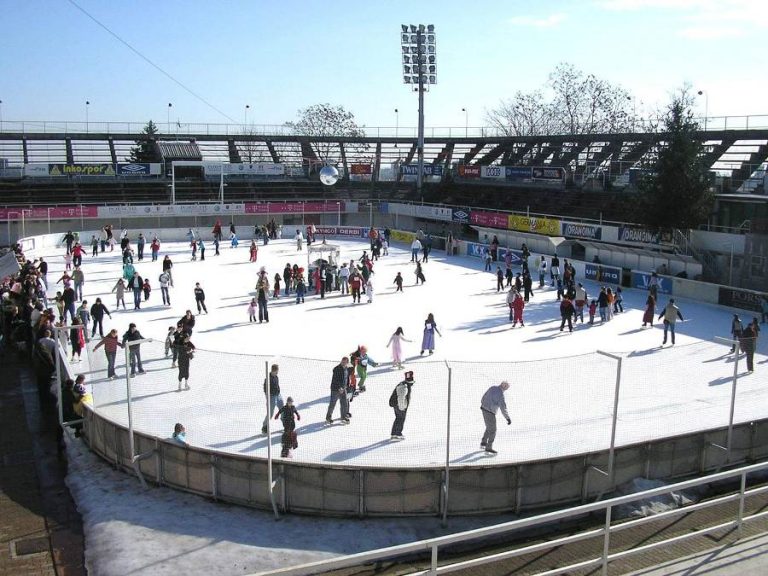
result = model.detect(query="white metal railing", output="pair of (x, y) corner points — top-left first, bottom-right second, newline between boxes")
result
(254, 459), (768, 576)
(2, 114), (768, 137)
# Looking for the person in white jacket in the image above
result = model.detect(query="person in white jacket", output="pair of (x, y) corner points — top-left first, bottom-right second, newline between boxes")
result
(410, 238), (423, 263)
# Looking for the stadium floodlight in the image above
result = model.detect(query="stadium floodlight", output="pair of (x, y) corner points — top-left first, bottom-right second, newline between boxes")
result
(400, 23), (436, 196)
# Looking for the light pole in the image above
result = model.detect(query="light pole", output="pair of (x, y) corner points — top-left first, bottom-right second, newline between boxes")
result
(461, 107), (468, 137)
(0, 99), (4, 130)
(85, 100), (90, 133)
(697, 90), (709, 131)
(245, 104), (250, 129)
(167, 102), (172, 134)
(401, 24), (437, 197)
(626, 95), (636, 132)
(336, 201), (341, 227)
(394, 108), (399, 144)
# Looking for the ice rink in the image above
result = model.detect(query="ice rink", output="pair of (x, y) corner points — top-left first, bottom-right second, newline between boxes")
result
(45, 234), (768, 467)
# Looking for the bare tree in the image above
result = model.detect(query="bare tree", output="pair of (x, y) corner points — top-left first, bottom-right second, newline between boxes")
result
(238, 129), (270, 164)
(487, 63), (637, 136)
(285, 103), (368, 164)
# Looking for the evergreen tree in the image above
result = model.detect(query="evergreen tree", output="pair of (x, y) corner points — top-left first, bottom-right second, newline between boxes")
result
(635, 90), (714, 230)
(128, 120), (159, 162)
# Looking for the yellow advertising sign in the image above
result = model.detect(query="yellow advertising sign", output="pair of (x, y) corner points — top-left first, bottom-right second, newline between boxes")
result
(389, 230), (415, 244)
(508, 215), (561, 236)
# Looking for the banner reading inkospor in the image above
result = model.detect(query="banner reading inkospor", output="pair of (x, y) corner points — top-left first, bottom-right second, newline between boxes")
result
(49, 164), (116, 176)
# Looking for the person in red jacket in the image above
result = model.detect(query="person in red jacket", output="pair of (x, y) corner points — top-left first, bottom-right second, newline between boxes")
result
(94, 328), (123, 379)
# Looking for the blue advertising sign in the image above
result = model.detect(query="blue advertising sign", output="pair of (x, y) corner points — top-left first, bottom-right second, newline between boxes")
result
(400, 164), (443, 176)
(452, 207), (470, 223)
(585, 263), (622, 284)
(561, 222), (603, 240)
(117, 163), (151, 175)
(465, 242), (488, 258)
(632, 271), (673, 295)
(505, 166), (532, 180)
(618, 226), (659, 245)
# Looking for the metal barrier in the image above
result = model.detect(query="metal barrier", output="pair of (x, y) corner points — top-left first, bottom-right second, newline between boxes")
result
(256, 459), (768, 576)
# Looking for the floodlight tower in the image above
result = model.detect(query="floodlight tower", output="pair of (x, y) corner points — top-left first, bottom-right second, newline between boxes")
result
(401, 24), (436, 195)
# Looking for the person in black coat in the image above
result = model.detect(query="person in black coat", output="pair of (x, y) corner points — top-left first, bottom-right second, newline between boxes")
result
(325, 357), (350, 424)
(560, 296), (575, 333)
(179, 310), (196, 335)
(262, 364), (283, 434)
(121, 323), (145, 376)
(522, 273), (533, 302)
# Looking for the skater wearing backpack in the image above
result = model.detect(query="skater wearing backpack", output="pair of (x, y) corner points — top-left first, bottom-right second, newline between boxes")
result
(274, 397), (300, 457)
(389, 371), (415, 440)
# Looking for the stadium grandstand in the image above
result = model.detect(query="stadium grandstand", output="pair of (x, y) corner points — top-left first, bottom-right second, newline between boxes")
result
(0, 123), (766, 230)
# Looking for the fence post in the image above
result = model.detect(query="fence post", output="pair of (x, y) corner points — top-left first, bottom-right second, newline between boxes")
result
(265, 359), (279, 519)
(125, 337), (152, 489)
(596, 350), (623, 489)
(443, 361), (452, 527)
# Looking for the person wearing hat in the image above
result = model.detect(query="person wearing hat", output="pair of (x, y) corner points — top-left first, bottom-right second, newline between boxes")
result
(480, 381), (511, 455)
(390, 370), (415, 440)
(659, 298), (684, 346)
(730, 314), (744, 353)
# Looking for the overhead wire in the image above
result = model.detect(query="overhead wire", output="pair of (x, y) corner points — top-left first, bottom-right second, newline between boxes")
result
(65, 0), (238, 124)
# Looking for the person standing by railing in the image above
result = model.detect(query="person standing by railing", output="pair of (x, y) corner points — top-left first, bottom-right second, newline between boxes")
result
(94, 328), (122, 380)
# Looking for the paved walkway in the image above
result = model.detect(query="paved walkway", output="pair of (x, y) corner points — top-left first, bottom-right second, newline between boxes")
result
(0, 355), (85, 576)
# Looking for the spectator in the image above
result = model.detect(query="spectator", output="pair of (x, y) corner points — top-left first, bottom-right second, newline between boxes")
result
(172, 423), (188, 446)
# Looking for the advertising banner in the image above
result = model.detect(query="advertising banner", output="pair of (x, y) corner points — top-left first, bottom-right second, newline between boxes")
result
(505, 166), (532, 180)
(203, 162), (285, 176)
(480, 165), (505, 179)
(117, 163), (151, 175)
(470, 210), (509, 229)
(244, 201), (343, 215)
(312, 226), (367, 238)
(0, 206), (99, 220)
(389, 229), (416, 244)
(532, 167), (564, 181)
(717, 286), (764, 312)
(452, 207), (470, 223)
(49, 164), (116, 176)
(508, 215), (561, 236)
(24, 164), (50, 177)
(413, 205), (453, 222)
(632, 271), (673, 295)
(618, 226), (660, 245)
(400, 164), (443, 176)
(465, 242), (488, 258)
(350, 164), (372, 175)
(585, 263), (622, 285)
(498, 248), (523, 266)
(97, 204), (244, 218)
(561, 222), (603, 240)
(457, 165), (480, 178)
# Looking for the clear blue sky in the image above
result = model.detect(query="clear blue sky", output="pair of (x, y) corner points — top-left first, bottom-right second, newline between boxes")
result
(2, 0), (765, 129)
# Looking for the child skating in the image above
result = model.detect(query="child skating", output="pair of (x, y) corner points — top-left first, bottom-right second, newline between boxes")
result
(387, 327), (412, 369)
(274, 397), (301, 458)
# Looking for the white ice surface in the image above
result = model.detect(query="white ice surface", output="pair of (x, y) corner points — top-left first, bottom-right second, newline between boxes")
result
(41, 236), (767, 575)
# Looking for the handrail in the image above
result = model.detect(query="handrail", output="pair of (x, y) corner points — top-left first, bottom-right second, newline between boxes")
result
(2, 114), (768, 137)
(254, 459), (768, 576)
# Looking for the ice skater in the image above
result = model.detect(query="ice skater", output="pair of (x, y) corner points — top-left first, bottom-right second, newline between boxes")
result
(262, 364), (283, 434)
(420, 313), (441, 355)
(249, 241), (258, 262)
(176, 334), (195, 390)
(194, 283), (208, 314)
(112, 278), (127, 310)
(642, 294), (656, 327)
(480, 381), (511, 455)
(386, 327), (412, 369)
(248, 298), (257, 322)
(325, 357), (350, 425)
(414, 261), (426, 285)
(351, 345), (378, 393)
(659, 298), (684, 345)
(274, 397), (300, 458)
(389, 370), (415, 440)
(393, 272), (404, 292)
(366, 277), (374, 303)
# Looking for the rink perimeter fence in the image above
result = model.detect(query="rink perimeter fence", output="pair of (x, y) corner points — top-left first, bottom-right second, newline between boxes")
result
(49, 326), (768, 519)
(9, 223), (764, 519)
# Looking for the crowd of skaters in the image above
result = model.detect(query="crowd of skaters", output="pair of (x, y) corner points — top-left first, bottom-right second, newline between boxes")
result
(4, 221), (765, 460)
